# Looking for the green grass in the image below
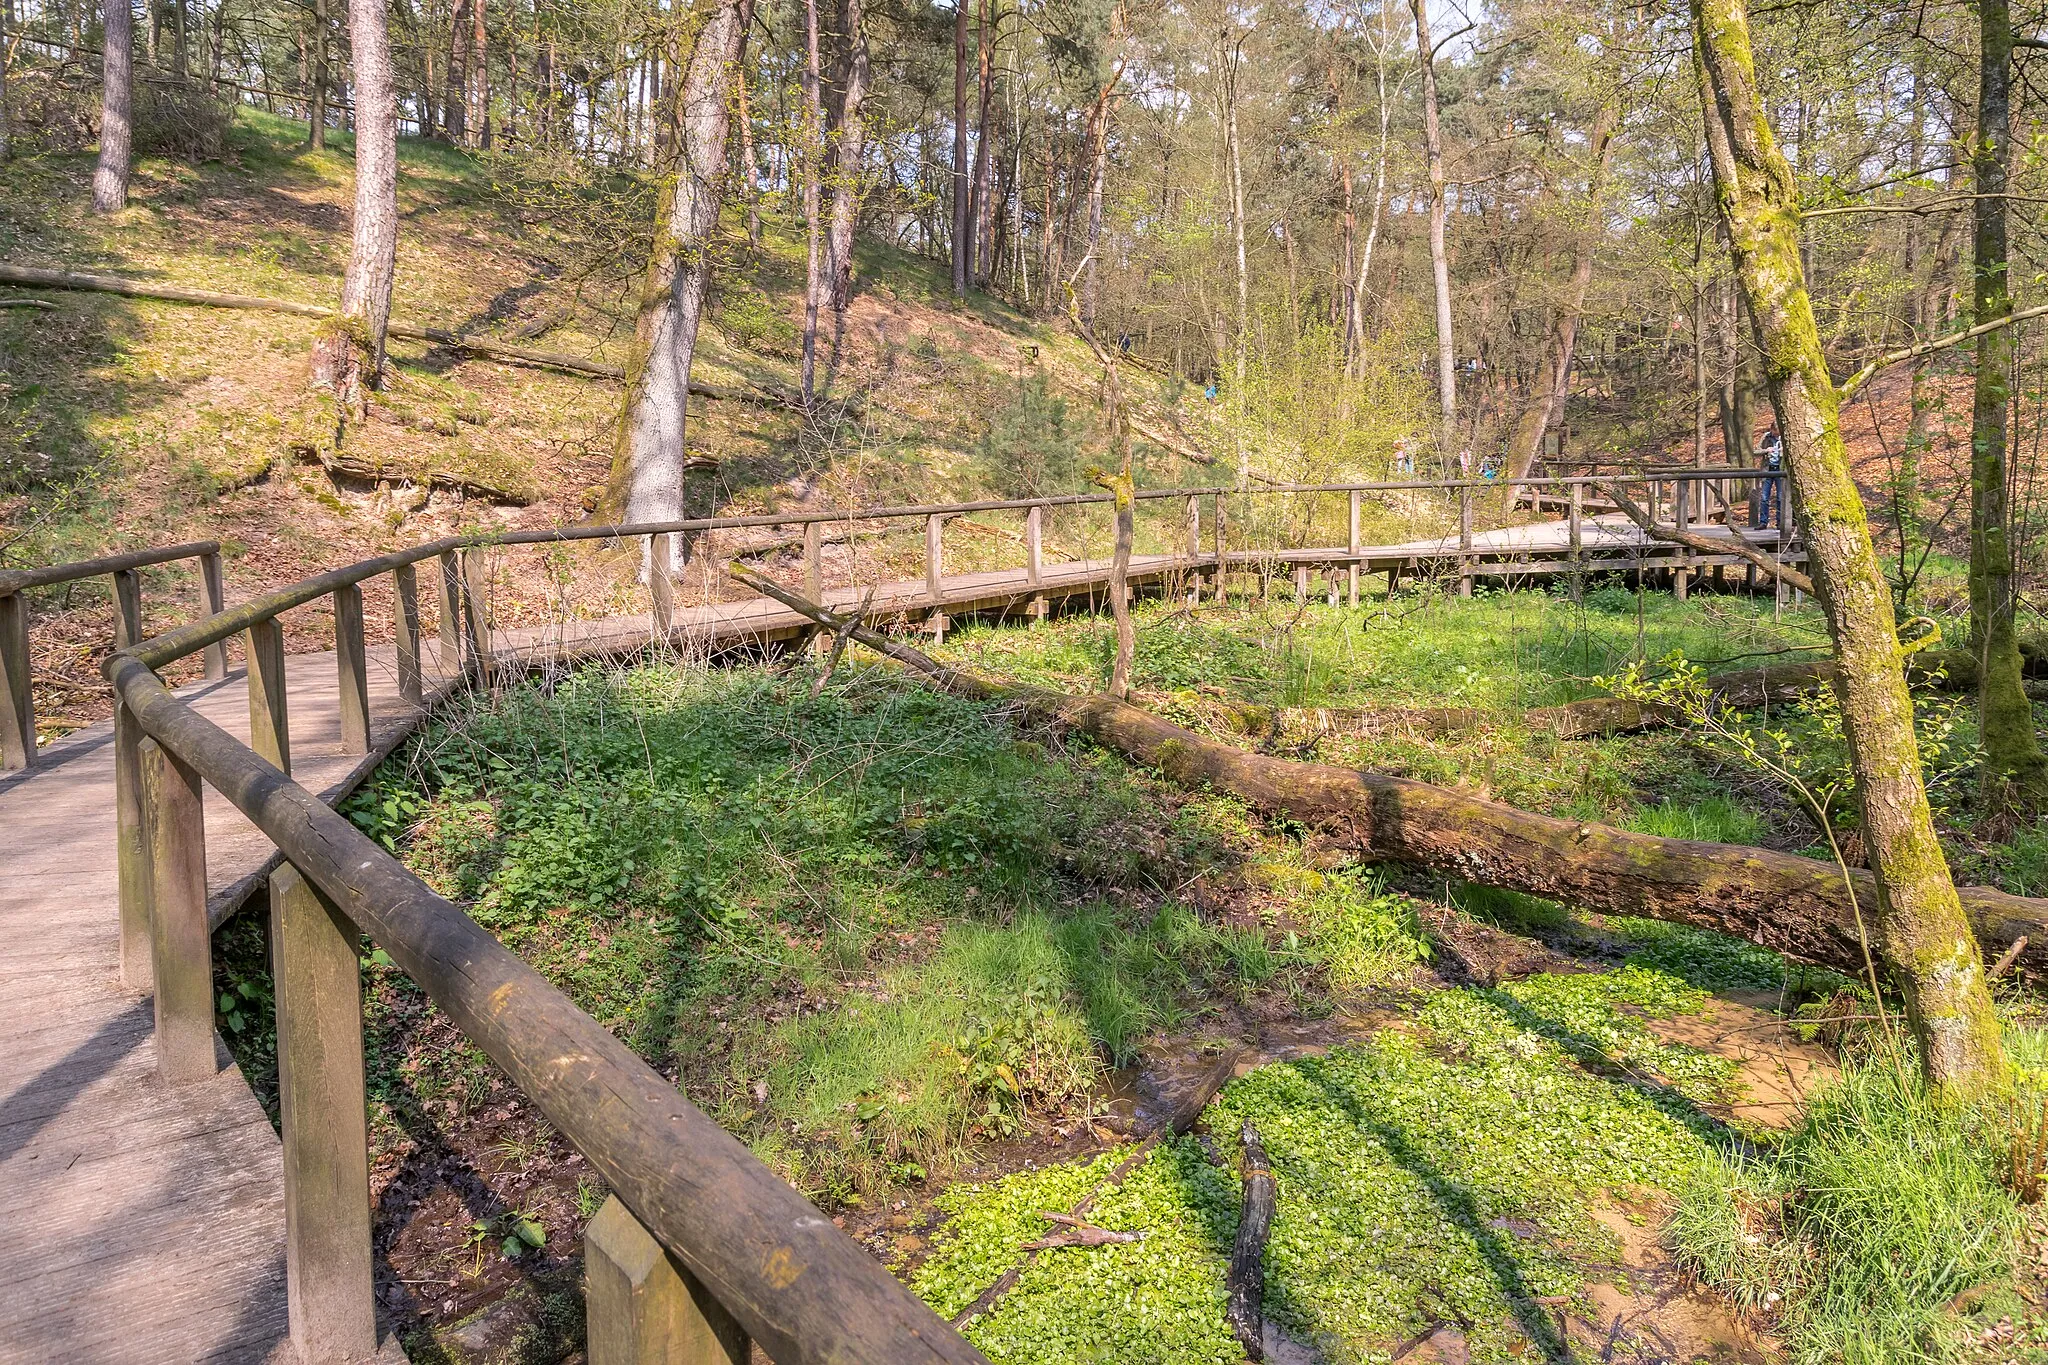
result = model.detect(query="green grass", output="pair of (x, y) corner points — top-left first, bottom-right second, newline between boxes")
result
(297, 661), (1428, 1200)
(913, 965), (1745, 1363)
(1672, 1039), (2040, 1364)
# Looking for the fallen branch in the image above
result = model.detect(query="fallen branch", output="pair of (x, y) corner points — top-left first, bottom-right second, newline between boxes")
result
(0, 263), (801, 408)
(1020, 1213), (1143, 1250)
(1131, 416), (1214, 466)
(0, 298), (57, 310)
(948, 1044), (1240, 1329)
(1598, 480), (1816, 596)
(1227, 1121), (1277, 1361)
(729, 566), (2048, 980)
(292, 446), (535, 506)
(810, 586), (875, 699)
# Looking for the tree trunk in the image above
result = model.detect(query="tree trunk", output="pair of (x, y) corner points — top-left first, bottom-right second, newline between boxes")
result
(309, 0), (398, 415)
(443, 0), (467, 144)
(1692, 0), (2006, 1092)
(610, 0), (747, 542)
(307, 0), (328, 148)
(799, 0), (826, 404)
(969, 0), (994, 287)
(92, 0), (133, 212)
(1346, 16), (1394, 377)
(1, 25), (13, 164)
(470, 0), (488, 148)
(737, 62), (761, 243)
(1080, 83), (1113, 328)
(1508, 101), (1618, 481)
(731, 568), (2048, 986)
(1220, 33), (1249, 419)
(1969, 0), (2047, 802)
(1410, 0), (1455, 425)
(824, 0), (869, 363)
(951, 1), (968, 294)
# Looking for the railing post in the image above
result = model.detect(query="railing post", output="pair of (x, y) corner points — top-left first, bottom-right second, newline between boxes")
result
(460, 549), (492, 685)
(586, 1196), (748, 1365)
(1293, 565), (1309, 604)
(1212, 493), (1226, 601)
(1673, 478), (1692, 601)
(248, 616), (291, 774)
(1458, 485), (1474, 599)
(141, 736), (217, 1084)
(199, 549), (228, 680)
(1568, 483), (1584, 604)
(1347, 489), (1362, 607)
(393, 563), (423, 707)
(115, 702), (150, 990)
(803, 521), (825, 655)
(648, 534), (675, 640)
(1184, 495), (1201, 605)
(271, 863), (379, 1361)
(334, 583), (371, 753)
(113, 566), (143, 650)
(437, 550), (462, 670)
(0, 591), (32, 770)
(925, 514), (947, 641)
(1022, 504), (1045, 624)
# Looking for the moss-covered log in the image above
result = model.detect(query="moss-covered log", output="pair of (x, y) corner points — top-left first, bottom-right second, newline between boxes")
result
(732, 567), (2048, 985)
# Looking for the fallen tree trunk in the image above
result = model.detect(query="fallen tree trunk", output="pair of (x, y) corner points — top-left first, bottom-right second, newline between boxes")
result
(1226, 1121), (1277, 1362)
(0, 263), (801, 408)
(731, 566), (2048, 980)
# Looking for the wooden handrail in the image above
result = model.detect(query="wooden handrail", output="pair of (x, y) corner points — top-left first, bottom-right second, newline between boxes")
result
(1, 539), (225, 768)
(106, 651), (988, 1365)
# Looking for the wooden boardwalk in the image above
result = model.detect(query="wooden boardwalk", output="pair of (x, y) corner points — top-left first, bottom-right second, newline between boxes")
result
(0, 512), (1793, 1362)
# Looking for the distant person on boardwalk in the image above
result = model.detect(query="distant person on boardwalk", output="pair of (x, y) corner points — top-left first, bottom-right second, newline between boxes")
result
(1756, 425), (1784, 530)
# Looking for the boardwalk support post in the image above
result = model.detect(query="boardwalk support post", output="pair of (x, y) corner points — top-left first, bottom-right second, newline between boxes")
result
(586, 1195), (749, 1365)
(1025, 504), (1045, 623)
(1348, 490), (1362, 606)
(141, 736), (217, 1084)
(1568, 483), (1584, 603)
(1212, 494), (1227, 601)
(1458, 486), (1474, 598)
(394, 563), (423, 706)
(334, 582), (371, 753)
(460, 550), (492, 685)
(271, 863), (379, 1362)
(649, 534), (675, 641)
(199, 549), (228, 680)
(1185, 496), (1201, 606)
(248, 616), (291, 774)
(925, 514), (947, 641)
(437, 551), (462, 664)
(1673, 479), (1692, 601)
(0, 591), (32, 770)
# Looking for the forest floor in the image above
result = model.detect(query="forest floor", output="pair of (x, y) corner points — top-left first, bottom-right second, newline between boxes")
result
(197, 582), (2048, 1365)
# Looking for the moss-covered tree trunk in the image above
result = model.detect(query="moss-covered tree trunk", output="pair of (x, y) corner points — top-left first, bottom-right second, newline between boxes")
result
(1691, 0), (2006, 1092)
(1970, 0), (2048, 803)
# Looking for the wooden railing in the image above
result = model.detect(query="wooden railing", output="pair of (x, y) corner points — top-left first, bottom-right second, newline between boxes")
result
(88, 467), (1796, 1364)
(0, 540), (225, 769)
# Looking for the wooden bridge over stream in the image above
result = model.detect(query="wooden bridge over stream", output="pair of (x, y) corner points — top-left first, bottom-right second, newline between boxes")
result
(0, 472), (1798, 1363)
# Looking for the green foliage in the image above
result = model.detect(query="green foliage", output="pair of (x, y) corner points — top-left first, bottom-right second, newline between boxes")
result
(915, 965), (1735, 1362)
(975, 372), (1084, 499)
(1673, 1047), (2033, 1364)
